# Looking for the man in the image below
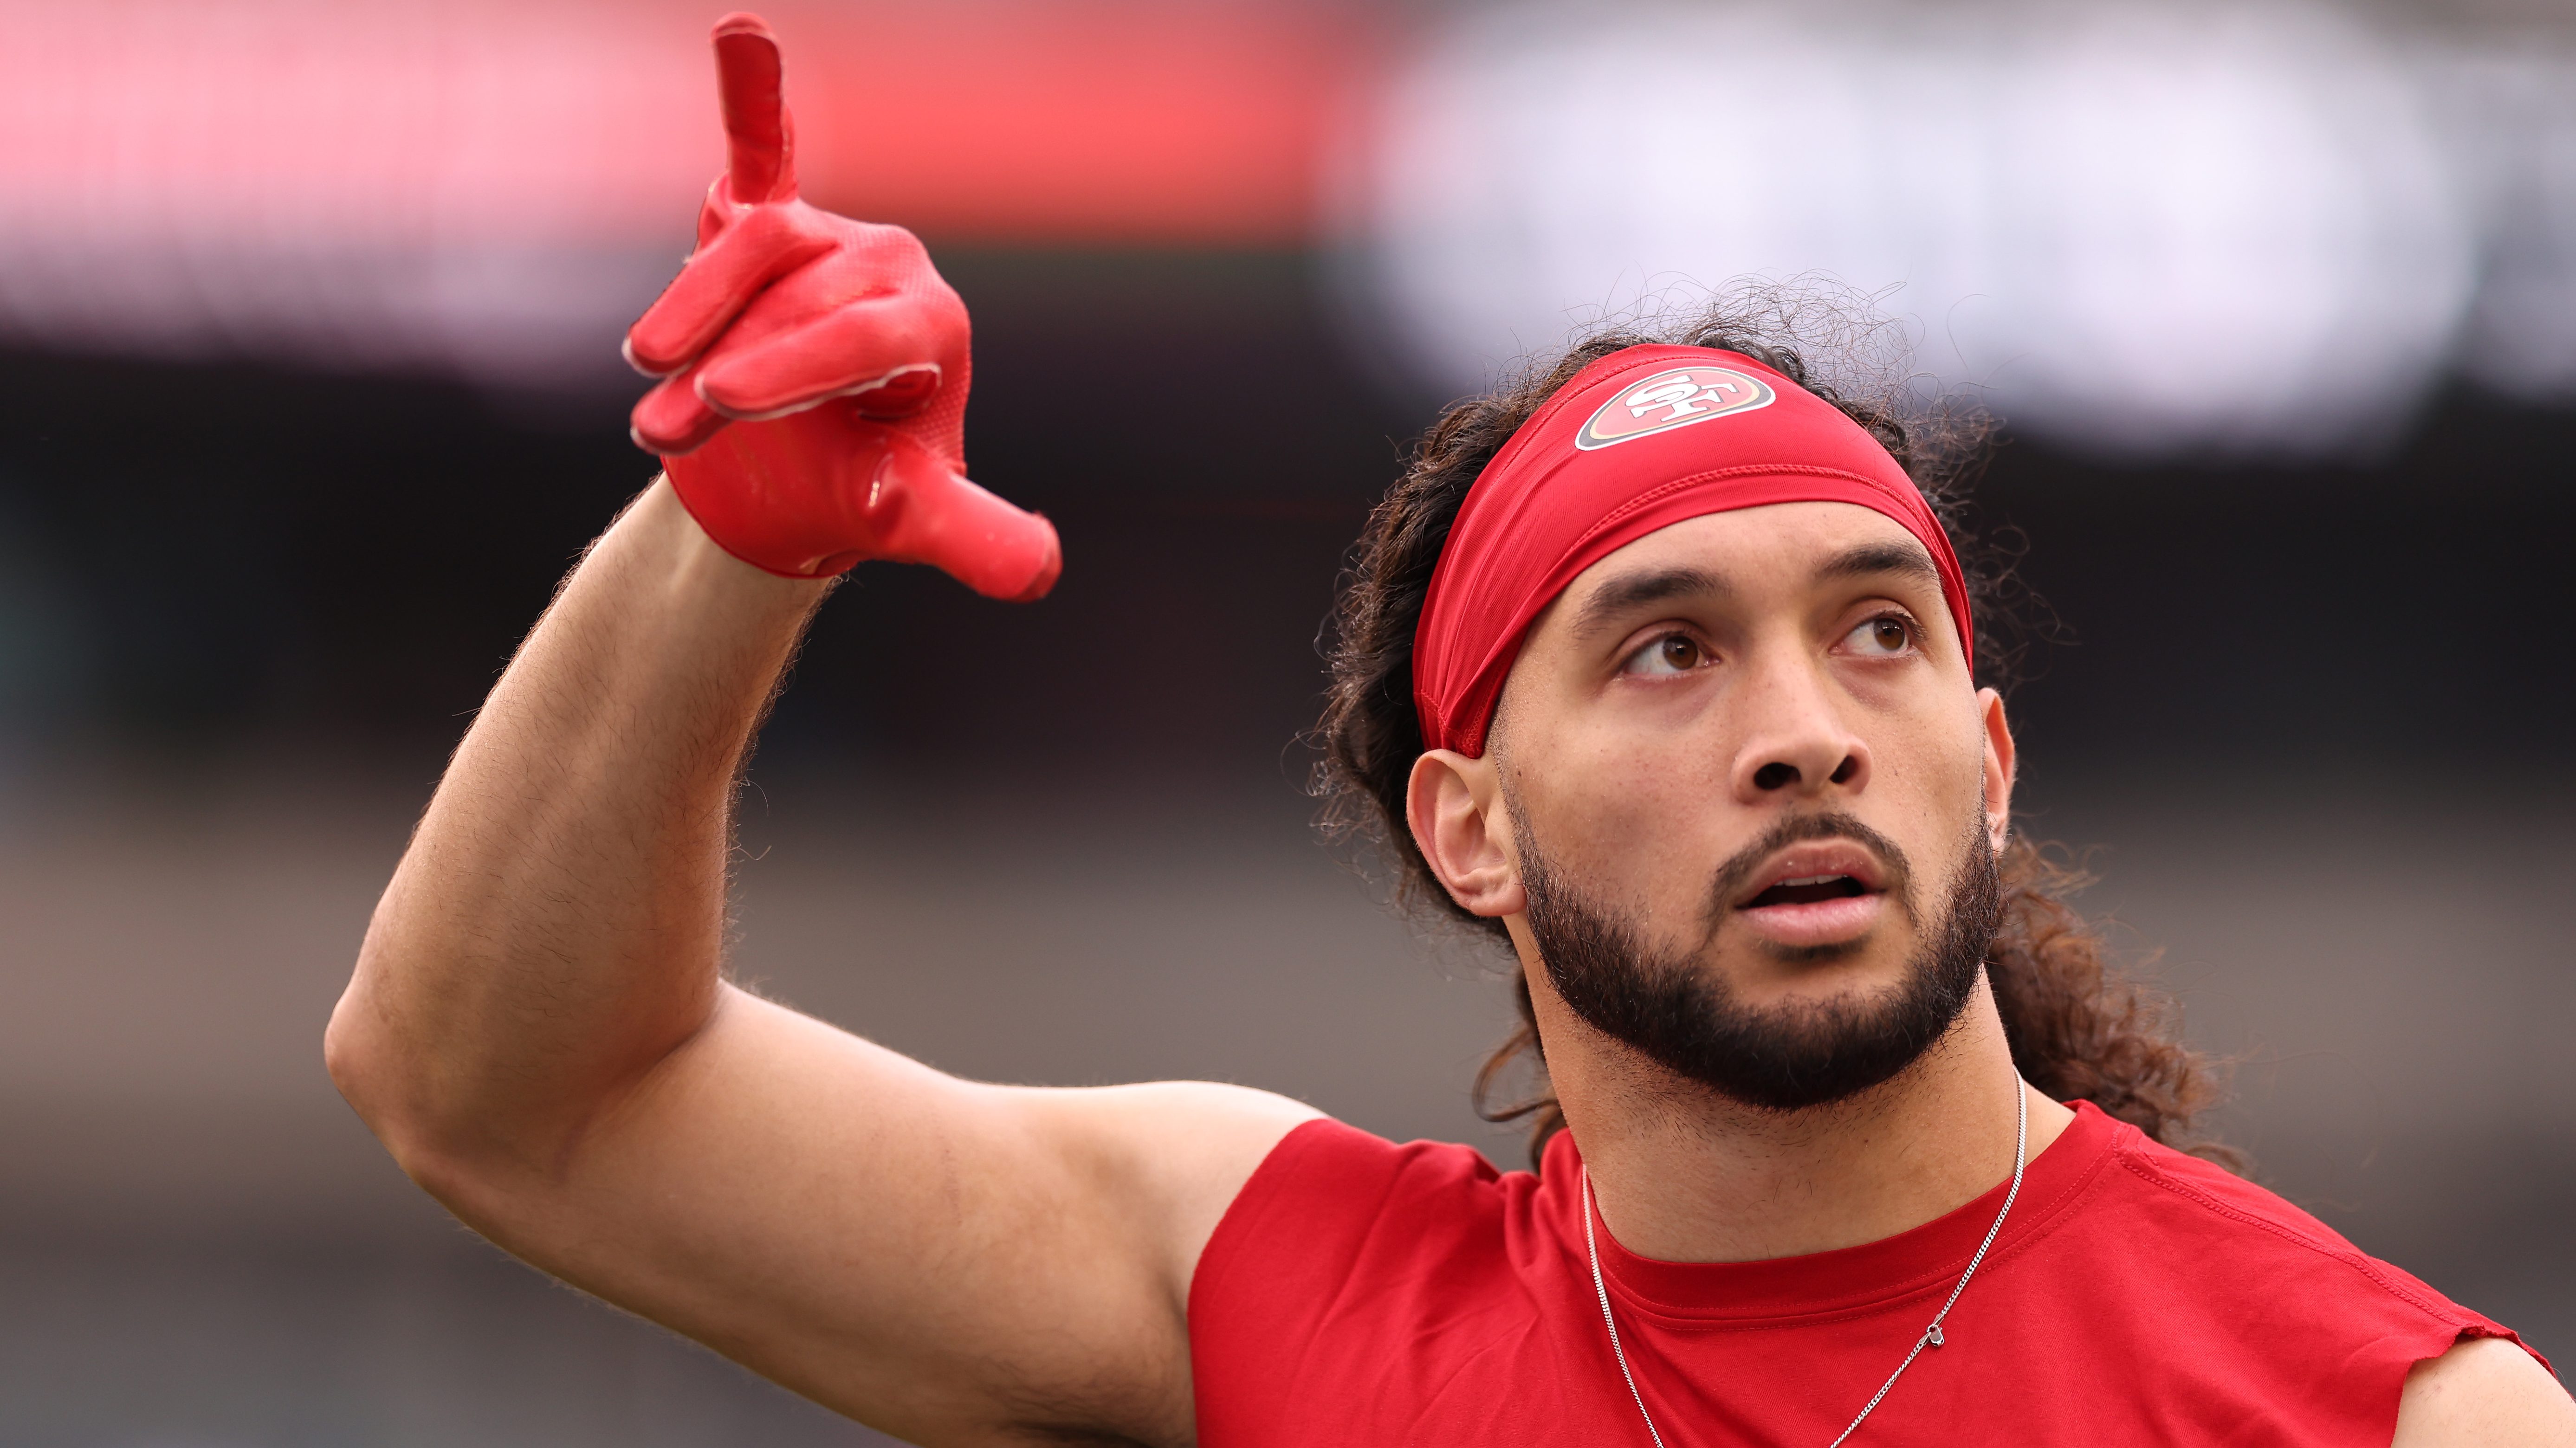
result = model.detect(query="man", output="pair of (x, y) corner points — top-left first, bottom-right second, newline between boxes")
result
(325, 14), (2570, 1446)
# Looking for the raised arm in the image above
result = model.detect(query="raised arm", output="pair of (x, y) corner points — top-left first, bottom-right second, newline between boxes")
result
(324, 19), (1315, 1445)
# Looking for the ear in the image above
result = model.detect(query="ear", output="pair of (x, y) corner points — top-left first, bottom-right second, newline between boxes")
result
(1405, 748), (1525, 918)
(1977, 686), (2017, 854)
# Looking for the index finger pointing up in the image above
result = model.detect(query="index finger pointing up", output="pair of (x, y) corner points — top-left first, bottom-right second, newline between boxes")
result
(712, 13), (796, 205)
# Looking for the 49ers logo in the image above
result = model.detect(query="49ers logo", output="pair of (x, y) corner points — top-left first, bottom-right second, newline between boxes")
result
(1576, 366), (1776, 450)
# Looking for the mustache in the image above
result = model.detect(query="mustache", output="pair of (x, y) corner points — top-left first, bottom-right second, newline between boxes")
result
(1703, 810), (1914, 926)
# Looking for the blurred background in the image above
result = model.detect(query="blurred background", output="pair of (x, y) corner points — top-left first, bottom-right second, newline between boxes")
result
(2, 0), (2571, 1442)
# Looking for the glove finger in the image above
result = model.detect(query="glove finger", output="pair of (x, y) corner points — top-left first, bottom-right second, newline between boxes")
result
(875, 446), (1062, 602)
(693, 297), (948, 421)
(631, 371), (729, 455)
(624, 207), (833, 376)
(712, 14), (797, 205)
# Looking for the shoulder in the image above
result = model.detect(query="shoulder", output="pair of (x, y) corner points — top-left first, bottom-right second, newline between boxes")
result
(2394, 1336), (2576, 1447)
(2099, 1122), (2484, 1327)
(1188, 1117), (1521, 1307)
(2065, 1111), (2558, 1420)
(2107, 1125), (2373, 1251)
(1185, 1119), (1539, 1331)
(1185, 1120), (1549, 1439)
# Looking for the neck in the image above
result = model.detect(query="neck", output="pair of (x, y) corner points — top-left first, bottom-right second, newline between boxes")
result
(1538, 974), (2074, 1263)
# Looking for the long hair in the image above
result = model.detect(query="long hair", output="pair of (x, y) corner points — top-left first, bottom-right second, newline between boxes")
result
(1312, 289), (2234, 1168)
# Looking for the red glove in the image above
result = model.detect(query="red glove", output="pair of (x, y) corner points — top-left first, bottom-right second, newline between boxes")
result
(625, 13), (1061, 600)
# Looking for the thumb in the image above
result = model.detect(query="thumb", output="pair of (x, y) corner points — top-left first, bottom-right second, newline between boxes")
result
(871, 444), (1064, 603)
(712, 13), (797, 205)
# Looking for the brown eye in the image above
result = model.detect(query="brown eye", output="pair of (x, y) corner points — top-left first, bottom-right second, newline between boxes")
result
(1622, 633), (1707, 676)
(1844, 615), (1914, 656)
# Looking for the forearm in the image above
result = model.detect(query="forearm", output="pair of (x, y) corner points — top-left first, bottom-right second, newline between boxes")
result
(328, 479), (828, 1174)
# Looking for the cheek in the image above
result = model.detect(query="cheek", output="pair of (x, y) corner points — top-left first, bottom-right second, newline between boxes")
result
(1513, 719), (1736, 892)
(1868, 705), (1993, 832)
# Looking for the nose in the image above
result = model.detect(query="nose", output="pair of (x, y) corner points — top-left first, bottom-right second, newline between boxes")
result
(1729, 653), (1872, 803)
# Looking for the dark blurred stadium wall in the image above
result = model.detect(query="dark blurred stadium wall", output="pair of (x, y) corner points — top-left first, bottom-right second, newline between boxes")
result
(1, 1), (2572, 1444)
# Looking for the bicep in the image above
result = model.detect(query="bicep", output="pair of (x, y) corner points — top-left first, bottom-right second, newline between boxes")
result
(429, 985), (1319, 1445)
(2393, 1335), (2576, 1448)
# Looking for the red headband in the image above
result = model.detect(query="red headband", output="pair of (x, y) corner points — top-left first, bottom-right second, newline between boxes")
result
(1412, 344), (1974, 758)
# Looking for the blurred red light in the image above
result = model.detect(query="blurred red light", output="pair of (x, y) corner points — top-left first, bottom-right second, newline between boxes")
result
(779, 2), (1375, 245)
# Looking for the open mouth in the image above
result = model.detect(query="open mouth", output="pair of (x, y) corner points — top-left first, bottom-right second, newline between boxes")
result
(1745, 873), (1871, 909)
(1728, 840), (1894, 948)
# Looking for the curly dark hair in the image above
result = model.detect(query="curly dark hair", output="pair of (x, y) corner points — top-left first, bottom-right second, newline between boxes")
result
(1313, 291), (2233, 1168)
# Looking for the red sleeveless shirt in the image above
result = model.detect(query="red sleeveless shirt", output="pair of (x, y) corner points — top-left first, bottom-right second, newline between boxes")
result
(1189, 1103), (2539, 1446)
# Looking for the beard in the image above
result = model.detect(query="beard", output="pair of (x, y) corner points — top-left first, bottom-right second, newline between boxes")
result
(1516, 807), (2001, 1113)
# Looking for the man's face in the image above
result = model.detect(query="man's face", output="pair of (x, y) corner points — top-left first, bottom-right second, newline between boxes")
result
(1418, 501), (2014, 1108)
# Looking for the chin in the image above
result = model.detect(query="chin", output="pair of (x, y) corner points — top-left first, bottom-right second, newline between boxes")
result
(1720, 931), (1920, 998)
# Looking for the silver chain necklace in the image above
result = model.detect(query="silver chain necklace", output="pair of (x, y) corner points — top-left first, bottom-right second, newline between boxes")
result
(1581, 1075), (2030, 1448)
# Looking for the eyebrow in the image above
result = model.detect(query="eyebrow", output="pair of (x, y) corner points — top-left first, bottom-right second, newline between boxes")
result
(1814, 540), (1942, 590)
(1570, 564), (1732, 642)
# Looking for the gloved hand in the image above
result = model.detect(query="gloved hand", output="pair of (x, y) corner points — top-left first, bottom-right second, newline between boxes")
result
(625, 13), (1061, 600)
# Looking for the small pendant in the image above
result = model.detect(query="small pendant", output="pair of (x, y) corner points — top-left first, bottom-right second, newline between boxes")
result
(1924, 1323), (1945, 1348)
